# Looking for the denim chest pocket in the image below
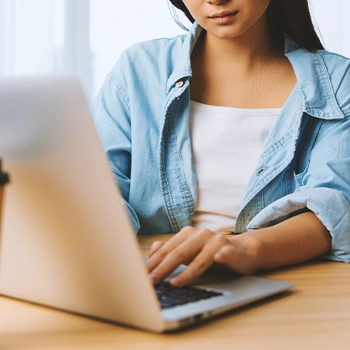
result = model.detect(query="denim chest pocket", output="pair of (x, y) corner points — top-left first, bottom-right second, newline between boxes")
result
(289, 115), (321, 190)
(284, 162), (310, 194)
(293, 134), (313, 188)
(294, 162), (310, 186)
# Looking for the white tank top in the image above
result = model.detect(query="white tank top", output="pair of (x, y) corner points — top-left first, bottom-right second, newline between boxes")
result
(189, 100), (281, 233)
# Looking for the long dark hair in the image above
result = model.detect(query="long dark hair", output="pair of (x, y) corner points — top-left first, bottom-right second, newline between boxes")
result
(168, 0), (324, 52)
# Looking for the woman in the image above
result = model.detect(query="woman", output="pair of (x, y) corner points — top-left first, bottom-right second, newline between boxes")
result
(94, 0), (350, 287)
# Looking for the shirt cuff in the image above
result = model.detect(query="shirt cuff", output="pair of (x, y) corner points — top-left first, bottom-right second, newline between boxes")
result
(246, 188), (350, 263)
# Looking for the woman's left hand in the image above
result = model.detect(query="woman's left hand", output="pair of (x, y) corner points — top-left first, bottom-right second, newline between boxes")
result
(145, 226), (258, 287)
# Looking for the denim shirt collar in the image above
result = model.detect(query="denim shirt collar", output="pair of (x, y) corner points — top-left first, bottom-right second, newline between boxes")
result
(166, 23), (202, 92)
(284, 36), (346, 120)
(168, 22), (346, 120)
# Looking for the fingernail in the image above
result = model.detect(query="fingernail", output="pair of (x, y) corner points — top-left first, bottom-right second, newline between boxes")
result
(170, 277), (184, 287)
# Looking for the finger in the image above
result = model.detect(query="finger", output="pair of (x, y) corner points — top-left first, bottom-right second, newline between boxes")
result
(214, 245), (252, 275)
(170, 233), (228, 287)
(149, 241), (165, 258)
(148, 234), (204, 284)
(146, 226), (195, 272)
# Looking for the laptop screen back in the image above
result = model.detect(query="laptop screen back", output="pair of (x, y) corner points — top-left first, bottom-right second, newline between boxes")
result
(0, 77), (163, 331)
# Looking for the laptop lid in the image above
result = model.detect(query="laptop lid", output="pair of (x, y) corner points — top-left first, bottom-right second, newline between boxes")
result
(0, 76), (164, 332)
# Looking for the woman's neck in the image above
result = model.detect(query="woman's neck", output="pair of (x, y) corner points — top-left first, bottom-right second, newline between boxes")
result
(190, 27), (296, 109)
(198, 20), (282, 73)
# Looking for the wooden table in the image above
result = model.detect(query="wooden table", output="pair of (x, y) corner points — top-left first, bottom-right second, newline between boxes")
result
(1, 235), (349, 350)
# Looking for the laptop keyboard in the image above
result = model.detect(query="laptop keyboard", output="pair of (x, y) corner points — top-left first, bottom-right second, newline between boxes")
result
(155, 282), (223, 309)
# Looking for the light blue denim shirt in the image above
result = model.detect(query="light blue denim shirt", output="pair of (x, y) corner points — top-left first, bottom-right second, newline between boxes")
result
(93, 23), (350, 263)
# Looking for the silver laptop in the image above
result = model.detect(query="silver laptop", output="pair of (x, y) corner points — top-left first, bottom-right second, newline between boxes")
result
(0, 76), (293, 333)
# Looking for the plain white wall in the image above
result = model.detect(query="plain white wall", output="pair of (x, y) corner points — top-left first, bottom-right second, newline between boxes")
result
(311, 0), (350, 56)
(0, 0), (64, 76)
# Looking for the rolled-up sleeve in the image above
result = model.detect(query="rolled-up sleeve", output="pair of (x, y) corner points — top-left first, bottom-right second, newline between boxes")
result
(247, 115), (350, 263)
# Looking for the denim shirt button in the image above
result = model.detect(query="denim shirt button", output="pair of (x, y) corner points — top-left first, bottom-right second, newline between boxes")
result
(175, 81), (184, 88)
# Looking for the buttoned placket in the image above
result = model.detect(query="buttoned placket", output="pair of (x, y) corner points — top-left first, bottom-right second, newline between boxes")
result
(158, 78), (194, 232)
